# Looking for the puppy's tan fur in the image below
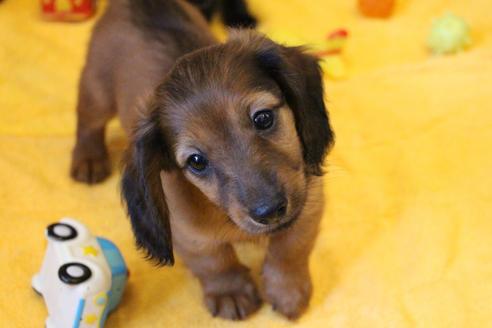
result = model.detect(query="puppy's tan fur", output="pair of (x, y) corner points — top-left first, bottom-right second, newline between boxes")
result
(72, 0), (334, 321)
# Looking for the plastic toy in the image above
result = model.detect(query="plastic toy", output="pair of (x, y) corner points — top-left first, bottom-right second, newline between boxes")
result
(427, 12), (472, 55)
(316, 29), (349, 57)
(32, 218), (128, 328)
(315, 29), (349, 80)
(358, 0), (395, 18)
(267, 28), (349, 80)
(41, 0), (95, 22)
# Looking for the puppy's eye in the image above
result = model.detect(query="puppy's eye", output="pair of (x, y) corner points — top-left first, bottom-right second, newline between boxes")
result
(186, 154), (209, 173)
(252, 110), (274, 130)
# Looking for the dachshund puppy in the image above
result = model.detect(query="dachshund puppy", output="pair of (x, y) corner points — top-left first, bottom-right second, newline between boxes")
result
(121, 33), (335, 320)
(71, 0), (334, 321)
(187, 0), (257, 27)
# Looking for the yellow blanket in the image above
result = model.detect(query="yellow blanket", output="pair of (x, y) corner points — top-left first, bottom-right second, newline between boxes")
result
(1, 0), (491, 326)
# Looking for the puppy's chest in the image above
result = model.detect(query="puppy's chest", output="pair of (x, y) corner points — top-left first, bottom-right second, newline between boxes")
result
(171, 210), (256, 245)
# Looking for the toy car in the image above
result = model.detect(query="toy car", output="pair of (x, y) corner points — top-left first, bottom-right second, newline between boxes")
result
(32, 218), (128, 328)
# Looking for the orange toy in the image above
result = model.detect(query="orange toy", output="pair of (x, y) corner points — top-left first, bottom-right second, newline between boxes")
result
(358, 0), (395, 18)
(41, 0), (95, 22)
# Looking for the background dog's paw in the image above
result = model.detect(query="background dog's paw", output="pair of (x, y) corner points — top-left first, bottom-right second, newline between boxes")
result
(203, 272), (262, 320)
(224, 13), (257, 28)
(70, 155), (110, 184)
(264, 268), (312, 320)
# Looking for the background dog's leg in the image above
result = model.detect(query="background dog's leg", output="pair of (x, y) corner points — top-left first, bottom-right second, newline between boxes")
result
(262, 179), (324, 319)
(178, 243), (262, 320)
(221, 0), (257, 28)
(187, 0), (218, 21)
(70, 70), (114, 184)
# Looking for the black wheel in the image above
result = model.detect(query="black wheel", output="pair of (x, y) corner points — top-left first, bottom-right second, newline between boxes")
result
(58, 263), (92, 285)
(47, 223), (77, 241)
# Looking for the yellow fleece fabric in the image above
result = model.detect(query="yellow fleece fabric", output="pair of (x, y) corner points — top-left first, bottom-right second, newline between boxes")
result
(1, 0), (492, 326)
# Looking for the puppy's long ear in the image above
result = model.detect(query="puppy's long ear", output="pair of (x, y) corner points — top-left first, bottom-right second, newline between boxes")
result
(121, 108), (176, 266)
(255, 41), (335, 176)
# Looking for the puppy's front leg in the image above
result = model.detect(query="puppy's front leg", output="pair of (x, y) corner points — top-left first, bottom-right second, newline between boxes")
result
(71, 68), (114, 184)
(262, 180), (324, 320)
(178, 244), (262, 320)
(263, 221), (320, 319)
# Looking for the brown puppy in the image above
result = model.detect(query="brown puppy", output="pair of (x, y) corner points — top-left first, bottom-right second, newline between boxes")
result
(71, 0), (215, 182)
(71, 0), (334, 321)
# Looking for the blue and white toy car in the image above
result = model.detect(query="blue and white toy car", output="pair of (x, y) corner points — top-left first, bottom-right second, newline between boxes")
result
(32, 218), (128, 328)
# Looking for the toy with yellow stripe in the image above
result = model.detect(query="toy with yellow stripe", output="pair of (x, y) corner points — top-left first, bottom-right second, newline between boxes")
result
(32, 218), (128, 328)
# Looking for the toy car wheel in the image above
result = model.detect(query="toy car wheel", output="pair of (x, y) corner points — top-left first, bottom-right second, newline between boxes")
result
(58, 263), (91, 284)
(47, 223), (77, 241)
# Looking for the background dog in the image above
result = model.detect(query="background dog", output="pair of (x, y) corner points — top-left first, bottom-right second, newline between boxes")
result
(71, 0), (334, 320)
(187, 0), (257, 27)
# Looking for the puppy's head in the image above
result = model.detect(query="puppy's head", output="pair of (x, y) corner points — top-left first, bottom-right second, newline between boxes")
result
(122, 31), (334, 265)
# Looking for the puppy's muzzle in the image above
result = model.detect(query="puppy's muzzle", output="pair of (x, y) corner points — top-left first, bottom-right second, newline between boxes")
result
(248, 196), (287, 225)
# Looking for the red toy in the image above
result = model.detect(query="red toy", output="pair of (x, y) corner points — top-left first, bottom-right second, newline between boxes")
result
(358, 0), (395, 18)
(313, 29), (350, 80)
(315, 29), (349, 57)
(41, 0), (95, 22)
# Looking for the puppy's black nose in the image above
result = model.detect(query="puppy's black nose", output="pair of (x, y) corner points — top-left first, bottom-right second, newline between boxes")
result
(249, 197), (287, 225)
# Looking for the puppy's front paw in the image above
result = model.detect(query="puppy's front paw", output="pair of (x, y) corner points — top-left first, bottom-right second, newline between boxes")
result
(70, 153), (110, 184)
(203, 270), (262, 320)
(263, 266), (312, 320)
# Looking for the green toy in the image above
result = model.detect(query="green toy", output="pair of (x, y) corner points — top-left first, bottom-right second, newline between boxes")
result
(427, 12), (472, 55)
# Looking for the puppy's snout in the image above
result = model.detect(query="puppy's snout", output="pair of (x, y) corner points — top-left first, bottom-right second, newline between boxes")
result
(249, 197), (287, 225)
